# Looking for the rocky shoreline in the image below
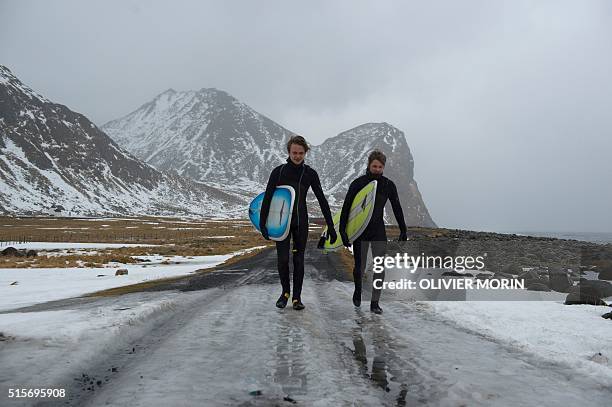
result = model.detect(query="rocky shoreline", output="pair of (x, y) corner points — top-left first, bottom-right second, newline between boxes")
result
(400, 227), (612, 310)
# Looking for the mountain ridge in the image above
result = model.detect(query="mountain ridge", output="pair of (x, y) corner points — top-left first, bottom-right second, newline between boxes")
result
(102, 89), (436, 227)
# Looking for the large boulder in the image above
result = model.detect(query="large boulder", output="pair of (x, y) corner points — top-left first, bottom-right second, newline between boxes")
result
(1, 247), (24, 257)
(115, 269), (129, 276)
(441, 271), (474, 277)
(501, 263), (523, 276)
(526, 282), (551, 292)
(495, 271), (515, 279)
(577, 279), (612, 298)
(519, 269), (554, 290)
(598, 267), (612, 281)
(548, 268), (573, 293)
(517, 270), (543, 286)
(564, 285), (607, 306)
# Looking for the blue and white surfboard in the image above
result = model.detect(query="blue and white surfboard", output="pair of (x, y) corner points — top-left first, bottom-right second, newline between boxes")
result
(248, 185), (296, 241)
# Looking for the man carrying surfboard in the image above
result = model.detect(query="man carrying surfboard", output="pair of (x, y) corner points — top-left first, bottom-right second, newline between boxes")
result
(340, 150), (407, 314)
(260, 136), (337, 310)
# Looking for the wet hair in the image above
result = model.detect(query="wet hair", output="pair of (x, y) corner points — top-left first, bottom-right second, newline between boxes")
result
(286, 135), (310, 153)
(368, 150), (386, 167)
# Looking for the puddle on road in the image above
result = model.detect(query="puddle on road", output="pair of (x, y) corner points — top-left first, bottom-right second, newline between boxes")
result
(349, 312), (423, 406)
(305, 280), (441, 406)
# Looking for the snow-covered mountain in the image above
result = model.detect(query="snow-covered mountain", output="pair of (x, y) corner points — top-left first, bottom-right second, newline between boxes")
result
(102, 88), (296, 198)
(309, 123), (435, 227)
(103, 89), (435, 227)
(0, 65), (242, 216)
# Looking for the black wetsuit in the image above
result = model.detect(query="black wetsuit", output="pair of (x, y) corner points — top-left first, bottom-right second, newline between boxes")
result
(260, 158), (334, 300)
(340, 170), (407, 303)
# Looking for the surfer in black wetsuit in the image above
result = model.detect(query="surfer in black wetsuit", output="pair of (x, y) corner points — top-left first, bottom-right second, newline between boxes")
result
(340, 150), (407, 314)
(260, 136), (337, 310)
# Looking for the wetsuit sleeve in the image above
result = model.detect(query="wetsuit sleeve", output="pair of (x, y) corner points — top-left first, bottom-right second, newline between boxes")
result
(339, 180), (359, 236)
(259, 166), (280, 229)
(388, 180), (407, 233)
(311, 169), (334, 228)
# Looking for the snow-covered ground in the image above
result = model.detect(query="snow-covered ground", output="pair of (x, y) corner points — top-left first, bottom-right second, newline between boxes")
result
(0, 245), (266, 312)
(426, 300), (612, 385)
(0, 290), (200, 406)
(0, 291), (186, 343)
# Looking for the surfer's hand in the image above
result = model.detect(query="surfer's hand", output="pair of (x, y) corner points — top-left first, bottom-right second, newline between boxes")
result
(340, 232), (350, 248)
(327, 228), (337, 244)
(398, 231), (407, 241)
(261, 226), (270, 240)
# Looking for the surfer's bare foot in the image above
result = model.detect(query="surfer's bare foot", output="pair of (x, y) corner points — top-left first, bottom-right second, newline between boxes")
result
(292, 299), (305, 310)
(276, 292), (290, 308)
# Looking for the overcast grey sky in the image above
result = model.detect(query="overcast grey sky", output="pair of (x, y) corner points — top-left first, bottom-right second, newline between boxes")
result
(2, 0), (611, 233)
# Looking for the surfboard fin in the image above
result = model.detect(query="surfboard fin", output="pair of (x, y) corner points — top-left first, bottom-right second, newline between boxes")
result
(317, 234), (326, 249)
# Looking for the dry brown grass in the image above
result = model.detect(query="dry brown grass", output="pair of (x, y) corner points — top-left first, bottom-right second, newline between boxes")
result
(0, 216), (273, 268)
(0, 216), (260, 245)
(0, 253), (139, 268)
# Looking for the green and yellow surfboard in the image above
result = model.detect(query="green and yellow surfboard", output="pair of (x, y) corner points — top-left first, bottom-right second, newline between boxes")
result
(319, 180), (377, 251)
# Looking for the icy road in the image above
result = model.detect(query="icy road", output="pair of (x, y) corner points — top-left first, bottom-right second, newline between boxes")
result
(1, 246), (611, 406)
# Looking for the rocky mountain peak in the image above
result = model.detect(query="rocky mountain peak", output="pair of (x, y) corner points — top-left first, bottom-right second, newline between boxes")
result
(102, 88), (296, 190)
(0, 64), (50, 106)
(0, 66), (242, 216)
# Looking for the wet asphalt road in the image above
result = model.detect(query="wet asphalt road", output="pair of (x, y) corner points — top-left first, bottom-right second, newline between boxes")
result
(3, 245), (611, 406)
